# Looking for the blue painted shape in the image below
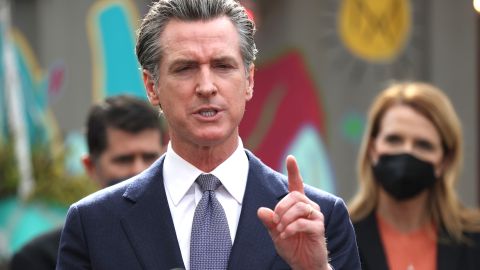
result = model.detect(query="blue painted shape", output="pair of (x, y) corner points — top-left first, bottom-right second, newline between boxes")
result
(0, 197), (16, 226)
(10, 206), (55, 252)
(0, 197), (67, 254)
(98, 4), (145, 99)
(9, 41), (56, 146)
(64, 131), (88, 175)
(280, 124), (335, 194)
(0, 26), (7, 141)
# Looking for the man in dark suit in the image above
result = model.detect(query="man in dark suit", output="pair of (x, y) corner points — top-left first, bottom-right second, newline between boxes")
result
(10, 95), (164, 270)
(57, 0), (360, 269)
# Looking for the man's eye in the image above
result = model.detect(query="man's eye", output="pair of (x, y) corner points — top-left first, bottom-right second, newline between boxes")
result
(215, 63), (232, 69)
(175, 66), (192, 73)
(113, 156), (134, 164)
(213, 60), (236, 70)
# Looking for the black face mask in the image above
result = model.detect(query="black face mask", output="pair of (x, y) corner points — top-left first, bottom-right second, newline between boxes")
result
(372, 153), (437, 201)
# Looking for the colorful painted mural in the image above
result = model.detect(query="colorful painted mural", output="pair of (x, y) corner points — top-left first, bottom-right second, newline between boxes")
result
(86, 0), (337, 191)
(0, 20), (67, 259)
(1, 29), (65, 147)
(0, 0), (340, 258)
(87, 0), (145, 101)
(241, 51), (334, 192)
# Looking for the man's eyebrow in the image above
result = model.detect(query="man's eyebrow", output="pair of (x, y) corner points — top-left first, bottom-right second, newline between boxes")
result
(212, 56), (238, 63)
(168, 59), (197, 68)
(167, 56), (239, 70)
(112, 154), (135, 162)
(165, 60), (193, 74)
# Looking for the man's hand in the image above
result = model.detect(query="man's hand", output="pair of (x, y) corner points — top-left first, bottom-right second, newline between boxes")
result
(257, 155), (331, 270)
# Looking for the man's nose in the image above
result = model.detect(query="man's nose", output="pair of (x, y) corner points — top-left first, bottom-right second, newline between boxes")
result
(130, 158), (150, 175)
(195, 67), (217, 96)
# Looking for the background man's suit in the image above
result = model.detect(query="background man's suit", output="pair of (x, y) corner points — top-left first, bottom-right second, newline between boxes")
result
(10, 227), (62, 270)
(57, 151), (360, 269)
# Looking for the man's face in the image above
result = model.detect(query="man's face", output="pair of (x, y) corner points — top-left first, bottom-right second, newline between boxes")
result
(83, 127), (163, 187)
(144, 16), (254, 154)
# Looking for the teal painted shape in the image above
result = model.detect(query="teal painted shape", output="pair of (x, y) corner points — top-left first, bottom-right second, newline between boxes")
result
(10, 206), (55, 252)
(0, 197), (67, 255)
(0, 197), (16, 226)
(0, 24), (64, 146)
(14, 44), (51, 145)
(98, 4), (145, 99)
(0, 23), (49, 145)
(0, 25), (7, 141)
(64, 131), (88, 175)
(280, 125), (335, 194)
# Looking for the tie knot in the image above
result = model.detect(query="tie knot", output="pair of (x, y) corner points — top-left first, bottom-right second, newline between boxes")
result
(196, 174), (221, 192)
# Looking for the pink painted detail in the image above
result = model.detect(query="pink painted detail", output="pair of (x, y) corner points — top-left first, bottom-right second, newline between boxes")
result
(47, 63), (65, 99)
(240, 51), (325, 170)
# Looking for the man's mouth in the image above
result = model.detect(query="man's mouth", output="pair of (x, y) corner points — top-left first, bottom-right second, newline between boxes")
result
(198, 109), (218, 117)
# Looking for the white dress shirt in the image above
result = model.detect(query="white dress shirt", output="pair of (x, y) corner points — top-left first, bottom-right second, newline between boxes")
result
(163, 138), (249, 270)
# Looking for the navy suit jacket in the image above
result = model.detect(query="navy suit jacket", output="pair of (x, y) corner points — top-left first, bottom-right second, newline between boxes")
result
(57, 150), (360, 269)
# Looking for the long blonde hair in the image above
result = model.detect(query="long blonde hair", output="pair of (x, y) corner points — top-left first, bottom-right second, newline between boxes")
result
(348, 82), (480, 242)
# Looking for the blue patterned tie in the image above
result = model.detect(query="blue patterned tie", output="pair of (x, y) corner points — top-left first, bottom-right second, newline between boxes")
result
(190, 174), (232, 270)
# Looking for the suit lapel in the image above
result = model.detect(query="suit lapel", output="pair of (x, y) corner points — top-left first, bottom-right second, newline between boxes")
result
(118, 151), (290, 269)
(437, 230), (462, 270)
(120, 157), (185, 269)
(354, 213), (389, 270)
(228, 151), (289, 270)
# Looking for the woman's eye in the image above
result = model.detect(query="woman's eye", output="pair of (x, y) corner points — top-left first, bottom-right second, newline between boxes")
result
(385, 135), (402, 144)
(416, 140), (434, 151)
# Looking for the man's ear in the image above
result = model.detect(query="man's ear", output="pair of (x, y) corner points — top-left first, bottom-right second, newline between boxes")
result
(143, 70), (160, 106)
(246, 64), (254, 101)
(81, 154), (97, 180)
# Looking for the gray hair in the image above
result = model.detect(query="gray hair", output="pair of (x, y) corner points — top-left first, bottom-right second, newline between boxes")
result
(136, 0), (257, 84)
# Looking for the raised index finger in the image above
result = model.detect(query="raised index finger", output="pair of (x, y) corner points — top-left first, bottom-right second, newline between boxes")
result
(286, 155), (304, 194)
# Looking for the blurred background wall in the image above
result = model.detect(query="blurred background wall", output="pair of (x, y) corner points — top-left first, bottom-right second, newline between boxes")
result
(0, 0), (478, 262)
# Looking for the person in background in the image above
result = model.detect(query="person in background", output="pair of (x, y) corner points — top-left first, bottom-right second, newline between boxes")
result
(349, 82), (480, 270)
(9, 95), (164, 270)
(56, 0), (360, 269)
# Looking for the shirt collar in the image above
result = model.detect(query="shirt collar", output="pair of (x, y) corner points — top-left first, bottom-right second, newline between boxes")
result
(163, 138), (249, 206)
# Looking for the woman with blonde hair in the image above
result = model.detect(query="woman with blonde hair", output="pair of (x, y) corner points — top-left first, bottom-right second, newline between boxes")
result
(349, 82), (480, 270)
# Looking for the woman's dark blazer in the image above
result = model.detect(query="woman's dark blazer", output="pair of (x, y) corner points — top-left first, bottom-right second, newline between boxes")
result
(354, 212), (480, 270)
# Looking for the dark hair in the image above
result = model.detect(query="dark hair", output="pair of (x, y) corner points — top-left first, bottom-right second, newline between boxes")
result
(86, 95), (161, 160)
(136, 0), (257, 85)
